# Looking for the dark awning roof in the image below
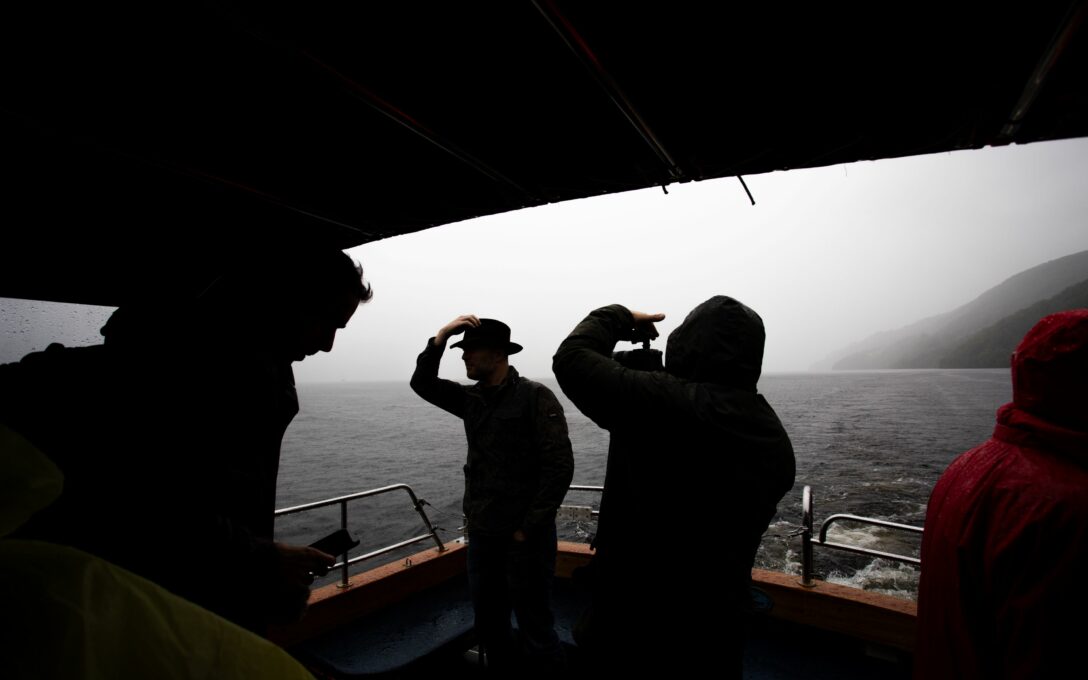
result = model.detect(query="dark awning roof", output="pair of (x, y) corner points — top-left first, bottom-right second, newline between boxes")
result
(4, 1), (1086, 305)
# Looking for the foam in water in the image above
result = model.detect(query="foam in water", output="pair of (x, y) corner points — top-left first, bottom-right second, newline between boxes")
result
(827, 558), (919, 600)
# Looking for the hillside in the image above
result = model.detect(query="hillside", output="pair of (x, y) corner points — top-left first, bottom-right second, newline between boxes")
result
(939, 278), (1088, 367)
(827, 250), (1088, 369)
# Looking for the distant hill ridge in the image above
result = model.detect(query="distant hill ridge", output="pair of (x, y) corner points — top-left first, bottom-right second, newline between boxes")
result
(826, 250), (1088, 370)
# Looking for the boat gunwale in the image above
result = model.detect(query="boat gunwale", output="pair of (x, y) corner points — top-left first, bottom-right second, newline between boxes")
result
(268, 540), (916, 654)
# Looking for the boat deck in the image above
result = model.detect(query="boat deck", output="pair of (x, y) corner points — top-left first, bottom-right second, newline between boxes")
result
(276, 543), (913, 678)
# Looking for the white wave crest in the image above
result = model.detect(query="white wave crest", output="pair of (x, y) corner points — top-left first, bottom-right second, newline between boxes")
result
(827, 558), (919, 600)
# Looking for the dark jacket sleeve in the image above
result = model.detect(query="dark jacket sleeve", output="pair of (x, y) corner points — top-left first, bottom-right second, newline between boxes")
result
(409, 338), (467, 419)
(521, 385), (575, 534)
(552, 305), (697, 429)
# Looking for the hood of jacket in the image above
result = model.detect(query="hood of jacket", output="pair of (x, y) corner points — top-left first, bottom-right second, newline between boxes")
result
(1011, 309), (1088, 431)
(665, 295), (765, 390)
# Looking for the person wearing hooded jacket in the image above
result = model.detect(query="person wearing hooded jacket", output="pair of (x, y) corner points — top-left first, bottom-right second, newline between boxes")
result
(552, 297), (795, 677)
(914, 309), (1088, 680)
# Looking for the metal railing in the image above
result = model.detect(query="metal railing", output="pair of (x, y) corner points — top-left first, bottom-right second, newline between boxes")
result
(798, 485), (923, 587)
(275, 483), (445, 588)
(568, 485), (604, 493)
(558, 485), (604, 521)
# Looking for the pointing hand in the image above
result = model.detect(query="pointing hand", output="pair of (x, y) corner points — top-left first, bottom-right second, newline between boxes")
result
(630, 310), (665, 341)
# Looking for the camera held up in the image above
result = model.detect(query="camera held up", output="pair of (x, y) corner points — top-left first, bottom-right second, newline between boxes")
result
(612, 323), (664, 372)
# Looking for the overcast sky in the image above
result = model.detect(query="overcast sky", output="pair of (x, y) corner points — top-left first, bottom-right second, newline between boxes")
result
(3, 137), (1087, 382)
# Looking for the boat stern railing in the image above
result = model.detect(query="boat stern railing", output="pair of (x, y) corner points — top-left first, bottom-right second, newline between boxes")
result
(799, 484), (922, 587)
(557, 484), (603, 522)
(275, 483), (445, 589)
(287, 482), (921, 591)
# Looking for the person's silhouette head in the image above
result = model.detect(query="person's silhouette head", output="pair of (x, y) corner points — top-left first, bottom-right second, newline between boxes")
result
(102, 247), (373, 362)
(262, 248), (373, 362)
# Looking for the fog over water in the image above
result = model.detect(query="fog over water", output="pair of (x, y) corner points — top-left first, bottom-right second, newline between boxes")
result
(3, 139), (1088, 377)
(299, 138), (1088, 383)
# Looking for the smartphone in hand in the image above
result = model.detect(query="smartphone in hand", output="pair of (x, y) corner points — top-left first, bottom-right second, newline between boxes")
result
(309, 528), (360, 557)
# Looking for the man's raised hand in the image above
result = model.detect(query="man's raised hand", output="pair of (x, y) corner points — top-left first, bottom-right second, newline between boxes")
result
(435, 314), (481, 346)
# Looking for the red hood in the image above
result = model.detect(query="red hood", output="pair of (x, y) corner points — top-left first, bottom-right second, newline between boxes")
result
(1010, 309), (1088, 431)
(994, 403), (1088, 462)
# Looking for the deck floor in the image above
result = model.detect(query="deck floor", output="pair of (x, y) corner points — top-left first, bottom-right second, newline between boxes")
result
(291, 577), (912, 678)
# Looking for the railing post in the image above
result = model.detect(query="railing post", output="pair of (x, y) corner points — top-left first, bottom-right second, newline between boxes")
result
(801, 485), (815, 587)
(407, 490), (446, 553)
(338, 500), (350, 588)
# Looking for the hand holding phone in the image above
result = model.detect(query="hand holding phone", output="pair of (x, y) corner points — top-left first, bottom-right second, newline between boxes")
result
(308, 528), (360, 558)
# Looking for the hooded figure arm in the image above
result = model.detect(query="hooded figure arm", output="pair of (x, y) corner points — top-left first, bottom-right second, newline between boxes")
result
(552, 305), (697, 430)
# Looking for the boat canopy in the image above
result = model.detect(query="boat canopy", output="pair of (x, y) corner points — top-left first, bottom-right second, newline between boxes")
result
(4, 1), (1087, 305)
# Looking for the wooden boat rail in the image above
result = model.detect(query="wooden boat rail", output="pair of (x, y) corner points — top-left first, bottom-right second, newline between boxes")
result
(277, 482), (924, 595)
(271, 483), (920, 657)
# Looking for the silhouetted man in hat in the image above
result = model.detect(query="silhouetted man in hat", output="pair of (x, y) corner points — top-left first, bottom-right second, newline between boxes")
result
(411, 315), (574, 672)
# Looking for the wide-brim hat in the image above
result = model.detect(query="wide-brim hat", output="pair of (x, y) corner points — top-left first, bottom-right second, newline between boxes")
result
(450, 318), (523, 355)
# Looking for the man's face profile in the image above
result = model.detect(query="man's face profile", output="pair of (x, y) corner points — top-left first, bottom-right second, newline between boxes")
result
(462, 345), (505, 381)
(287, 290), (360, 362)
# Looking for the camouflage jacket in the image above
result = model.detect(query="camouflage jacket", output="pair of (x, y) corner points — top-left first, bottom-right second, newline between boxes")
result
(411, 340), (574, 537)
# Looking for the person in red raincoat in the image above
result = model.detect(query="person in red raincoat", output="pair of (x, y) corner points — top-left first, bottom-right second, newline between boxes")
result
(915, 309), (1088, 679)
